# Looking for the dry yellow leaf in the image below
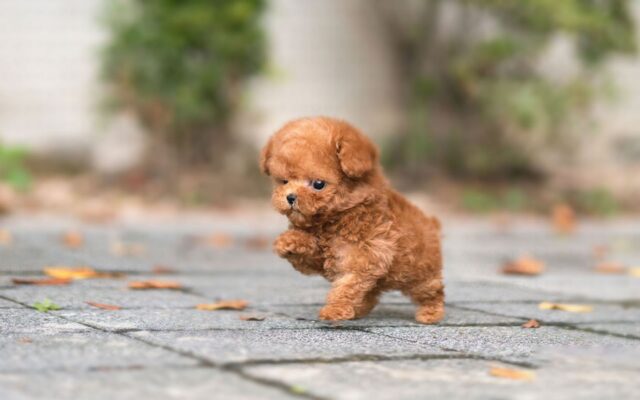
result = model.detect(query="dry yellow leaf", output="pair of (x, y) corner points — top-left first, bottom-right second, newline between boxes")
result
(594, 262), (626, 274)
(490, 366), (536, 381)
(538, 302), (593, 313)
(239, 314), (266, 321)
(501, 256), (545, 276)
(128, 280), (182, 290)
(62, 231), (84, 248)
(629, 267), (640, 277)
(196, 300), (248, 311)
(552, 203), (576, 234)
(44, 266), (102, 280)
(0, 229), (12, 245)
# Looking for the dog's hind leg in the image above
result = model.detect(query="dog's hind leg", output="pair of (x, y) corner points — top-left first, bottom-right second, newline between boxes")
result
(403, 279), (445, 324)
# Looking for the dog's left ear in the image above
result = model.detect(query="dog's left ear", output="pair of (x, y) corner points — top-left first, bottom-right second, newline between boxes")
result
(259, 138), (273, 176)
(335, 122), (378, 178)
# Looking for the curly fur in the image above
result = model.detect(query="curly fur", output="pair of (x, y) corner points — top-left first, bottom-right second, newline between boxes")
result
(261, 117), (444, 324)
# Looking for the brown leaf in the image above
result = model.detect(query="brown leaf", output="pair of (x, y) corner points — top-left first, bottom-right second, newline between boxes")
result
(502, 256), (545, 276)
(490, 366), (536, 381)
(239, 314), (265, 321)
(552, 203), (576, 234)
(128, 280), (182, 290)
(245, 235), (270, 251)
(206, 233), (233, 248)
(196, 300), (248, 311)
(152, 265), (176, 274)
(43, 266), (120, 280)
(62, 231), (84, 248)
(18, 337), (33, 344)
(521, 319), (540, 329)
(85, 301), (122, 310)
(0, 229), (12, 245)
(538, 302), (593, 313)
(594, 261), (626, 274)
(12, 277), (72, 286)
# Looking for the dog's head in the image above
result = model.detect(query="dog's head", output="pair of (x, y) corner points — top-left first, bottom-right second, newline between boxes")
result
(260, 117), (383, 228)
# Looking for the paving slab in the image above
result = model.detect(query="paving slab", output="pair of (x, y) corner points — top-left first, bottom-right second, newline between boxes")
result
(129, 328), (454, 365)
(0, 309), (89, 334)
(366, 326), (639, 365)
(0, 331), (197, 373)
(266, 304), (525, 327)
(457, 301), (640, 324)
(0, 367), (296, 400)
(581, 323), (640, 339)
(443, 281), (572, 303)
(244, 355), (640, 400)
(0, 286), (208, 310)
(59, 309), (319, 332)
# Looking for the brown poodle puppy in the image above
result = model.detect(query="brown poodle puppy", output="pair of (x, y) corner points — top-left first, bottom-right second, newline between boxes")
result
(260, 117), (444, 324)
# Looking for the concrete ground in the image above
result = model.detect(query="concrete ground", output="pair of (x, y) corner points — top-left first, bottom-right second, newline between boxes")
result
(0, 214), (639, 400)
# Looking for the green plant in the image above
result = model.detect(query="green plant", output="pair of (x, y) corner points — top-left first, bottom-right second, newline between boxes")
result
(0, 144), (32, 191)
(33, 299), (61, 313)
(577, 188), (619, 216)
(102, 0), (267, 165)
(378, 0), (636, 179)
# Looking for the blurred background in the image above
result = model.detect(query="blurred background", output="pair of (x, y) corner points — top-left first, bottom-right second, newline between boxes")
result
(0, 0), (639, 219)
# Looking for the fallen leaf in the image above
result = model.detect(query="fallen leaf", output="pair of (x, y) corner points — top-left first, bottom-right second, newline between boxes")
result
(62, 231), (84, 248)
(552, 203), (576, 234)
(152, 265), (176, 274)
(111, 241), (146, 257)
(43, 266), (119, 280)
(239, 314), (265, 321)
(85, 301), (122, 310)
(521, 319), (540, 328)
(629, 267), (640, 277)
(33, 299), (61, 312)
(0, 229), (12, 245)
(128, 280), (182, 290)
(594, 261), (626, 274)
(501, 256), (545, 276)
(245, 235), (270, 250)
(17, 337), (32, 344)
(206, 233), (233, 248)
(490, 366), (536, 381)
(12, 277), (72, 286)
(196, 300), (248, 311)
(538, 302), (593, 313)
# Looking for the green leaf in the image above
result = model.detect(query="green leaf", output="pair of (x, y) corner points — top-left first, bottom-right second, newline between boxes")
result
(33, 299), (62, 313)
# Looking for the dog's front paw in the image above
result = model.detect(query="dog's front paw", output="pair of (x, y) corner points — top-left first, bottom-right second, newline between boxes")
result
(319, 304), (356, 321)
(274, 230), (317, 258)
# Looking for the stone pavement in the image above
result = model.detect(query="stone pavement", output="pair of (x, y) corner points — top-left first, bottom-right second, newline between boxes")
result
(0, 214), (639, 399)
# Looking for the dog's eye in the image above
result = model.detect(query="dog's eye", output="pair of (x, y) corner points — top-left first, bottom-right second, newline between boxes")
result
(312, 180), (326, 190)
(280, 179), (288, 185)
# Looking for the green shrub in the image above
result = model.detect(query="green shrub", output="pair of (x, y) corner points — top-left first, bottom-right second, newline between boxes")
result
(101, 0), (267, 165)
(380, 0), (636, 179)
(0, 144), (32, 191)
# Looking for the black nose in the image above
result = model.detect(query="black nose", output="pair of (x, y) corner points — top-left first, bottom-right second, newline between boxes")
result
(286, 194), (297, 205)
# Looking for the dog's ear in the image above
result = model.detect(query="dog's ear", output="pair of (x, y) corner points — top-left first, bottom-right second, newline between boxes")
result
(335, 122), (378, 178)
(259, 138), (273, 176)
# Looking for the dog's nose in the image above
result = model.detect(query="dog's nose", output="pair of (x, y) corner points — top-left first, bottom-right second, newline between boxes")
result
(286, 194), (297, 205)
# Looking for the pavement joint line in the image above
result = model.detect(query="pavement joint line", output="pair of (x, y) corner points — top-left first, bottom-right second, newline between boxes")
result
(16, 300), (326, 400)
(359, 327), (538, 369)
(0, 363), (203, 375)
(223, 353), (500, 368)
(449, 303), (640, 341)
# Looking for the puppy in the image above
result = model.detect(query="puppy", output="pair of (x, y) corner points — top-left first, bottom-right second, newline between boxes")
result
(260, 117), (444, 324)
